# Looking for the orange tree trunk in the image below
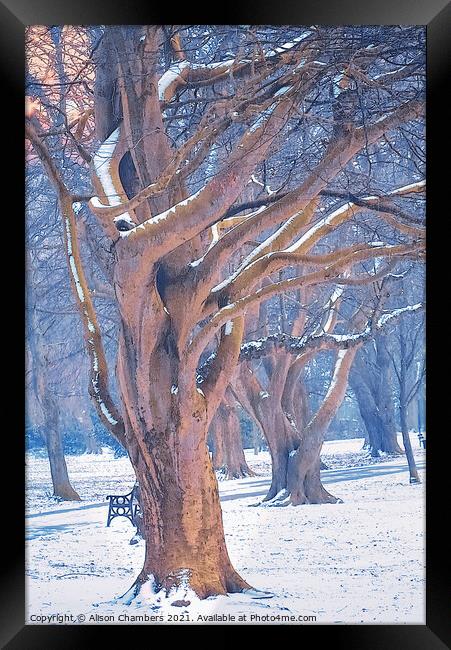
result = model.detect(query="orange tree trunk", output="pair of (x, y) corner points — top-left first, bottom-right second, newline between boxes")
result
(114, 284), (250, 599)
(211, 401), (255, 480)
(286, 348), (358, 505)
(210, 411), (225, 471)
(233, 364), (300, 501)
(235, 348), (337, 504)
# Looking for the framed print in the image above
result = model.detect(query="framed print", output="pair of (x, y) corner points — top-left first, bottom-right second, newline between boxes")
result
(2, 0), (449, 646)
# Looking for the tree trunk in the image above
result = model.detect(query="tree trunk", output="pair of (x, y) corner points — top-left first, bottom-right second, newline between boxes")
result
(26, 253), (81, 502)
(44, 430), (81, 501)
(114, 315), (251, 601)
(397, 329), (421, 484)
(234, 362), (334, 504)
(120, 415), (250, 601)
(375, 336), (404, 454)
(286, 348), (358, 505)
(350, 351), (403, 456)
(212, 400), (255, 480)
(287, 431), (339, 505)
(400, 402), (420, 483)
(42, 390), (81, 501)
(261, 406), (297, 500)
(210, 413), (225, 471)
(350, 370), (384, 456)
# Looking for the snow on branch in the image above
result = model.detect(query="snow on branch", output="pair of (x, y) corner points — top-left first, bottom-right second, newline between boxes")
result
(189, 241), (422, 368)
(91, 126), (136, 228)
(235, 302), (424, 363)
(158, 32), (313, 103)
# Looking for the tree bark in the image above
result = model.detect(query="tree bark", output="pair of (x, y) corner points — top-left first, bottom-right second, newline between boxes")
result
(400, 402), (420, 483)
(349, 369), (384, 456)
(42, 396), (81, 501)
(398, 329), (421, 483)
(286, 348), (358, 505)
(375, 336), (404, 454)
(233, 362), (298, 500)
(210, 413), (225, 471)
(35, 363), (81, 501)
(113, 305), (251, 600)
(26, 248), (81, 502)
(350, 346), (403, 456)
(211, 398), (255, 480)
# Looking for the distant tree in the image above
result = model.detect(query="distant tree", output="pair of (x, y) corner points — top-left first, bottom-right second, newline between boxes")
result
(386, 275), (425, 482)
(350, 336), (404, 455)
(26, 249), (80, 500)
(232, 274), (422, 504)
(210, 389), (255, 480)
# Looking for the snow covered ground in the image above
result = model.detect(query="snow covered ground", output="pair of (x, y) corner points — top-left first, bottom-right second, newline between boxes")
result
(26, 434), (426, 625)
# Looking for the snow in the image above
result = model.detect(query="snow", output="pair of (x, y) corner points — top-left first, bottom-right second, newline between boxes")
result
(332, 73), (344, 97)
(65, 218), (85, 303)
(224, 321), (234, 336)
(26, 434), (425, 624)
(313, 285), (343, 335)
(69, 257), (85, 303)
(209, 206), (268, 293)
(90, 375), (118, 426)
(158, 61), (190, 100)
(158, 59), (236, 102)
(250, 174), (264, 188)
(250, 175), (275, 197)
(323, 349), (348, 398)
(241, 339), (265, 352)
(189, 256), (204, 268)
(158, 34), (311, 106)
(99, 402), (118, 426)
(120, 189), (203, 238)
(392, 180), (425, 194)
(91, 127), (134, 226)
(377, 304), (422, 328)
(285, 203), (353, 254)
(326, 329), (370, 343)
(267, 33), (312, 57)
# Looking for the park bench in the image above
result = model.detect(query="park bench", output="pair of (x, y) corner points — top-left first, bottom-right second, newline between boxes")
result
(106, 483), (141, 528)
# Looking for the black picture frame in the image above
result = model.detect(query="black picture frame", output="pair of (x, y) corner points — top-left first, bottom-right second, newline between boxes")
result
(4, 1), (449, 646)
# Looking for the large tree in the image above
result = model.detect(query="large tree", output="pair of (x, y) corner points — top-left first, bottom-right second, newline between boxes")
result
(26, 25), (425, 602)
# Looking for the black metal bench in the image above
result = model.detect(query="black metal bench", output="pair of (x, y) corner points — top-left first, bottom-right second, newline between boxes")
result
(106, 483), (141, 527)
